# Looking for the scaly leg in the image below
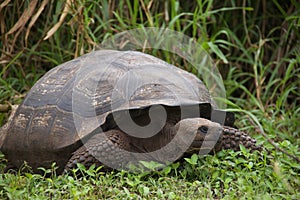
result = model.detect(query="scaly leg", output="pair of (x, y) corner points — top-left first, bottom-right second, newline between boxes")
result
(221, 126), (262, 152)
(65, 130), (132, 171)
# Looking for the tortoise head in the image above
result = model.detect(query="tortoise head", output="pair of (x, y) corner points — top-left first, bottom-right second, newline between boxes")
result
(173, 118), (223, 155)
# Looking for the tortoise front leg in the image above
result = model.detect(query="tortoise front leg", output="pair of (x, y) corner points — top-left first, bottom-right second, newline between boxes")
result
(65, 130), (132, 171)
(221, 126), (262, 152)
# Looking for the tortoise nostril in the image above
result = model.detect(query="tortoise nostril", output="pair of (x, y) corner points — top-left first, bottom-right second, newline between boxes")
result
(198, 126), (208, 134)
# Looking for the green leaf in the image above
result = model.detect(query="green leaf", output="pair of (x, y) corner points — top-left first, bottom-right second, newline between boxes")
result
(184, 154), (198, 165)
(142, 186), (150, 196)
(191, 154), (199, 165)
(123, 187), (131, 196)
(207, 41), (229, 64)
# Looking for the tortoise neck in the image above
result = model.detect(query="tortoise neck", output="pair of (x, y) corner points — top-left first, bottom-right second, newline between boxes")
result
(127, 121), (177, 152)
(160, 121), (177, 143)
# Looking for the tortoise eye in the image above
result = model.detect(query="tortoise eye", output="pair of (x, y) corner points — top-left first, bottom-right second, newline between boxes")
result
(199, 126), (208, 134)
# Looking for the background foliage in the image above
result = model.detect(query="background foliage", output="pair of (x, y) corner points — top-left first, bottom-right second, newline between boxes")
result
(0, 0), (299, 199)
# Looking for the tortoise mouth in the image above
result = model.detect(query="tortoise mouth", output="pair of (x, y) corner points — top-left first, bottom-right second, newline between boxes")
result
(187, 139), (222, 153)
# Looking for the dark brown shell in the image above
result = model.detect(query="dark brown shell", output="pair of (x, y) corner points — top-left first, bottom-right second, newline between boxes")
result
(0, 50), (234, 153)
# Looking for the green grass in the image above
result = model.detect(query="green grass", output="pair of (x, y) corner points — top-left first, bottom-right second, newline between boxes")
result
(0, 149), (298, 199)
(0, 0), (299, 199)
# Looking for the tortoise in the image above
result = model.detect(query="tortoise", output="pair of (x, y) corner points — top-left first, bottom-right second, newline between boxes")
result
(0, 50), (261, 173)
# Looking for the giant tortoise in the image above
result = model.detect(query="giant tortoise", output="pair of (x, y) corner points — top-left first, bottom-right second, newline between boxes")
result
(0, 50), (261, 173)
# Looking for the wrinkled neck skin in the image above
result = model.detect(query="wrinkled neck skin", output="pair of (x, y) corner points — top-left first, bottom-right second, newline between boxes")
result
(126, 120), (178, 153)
